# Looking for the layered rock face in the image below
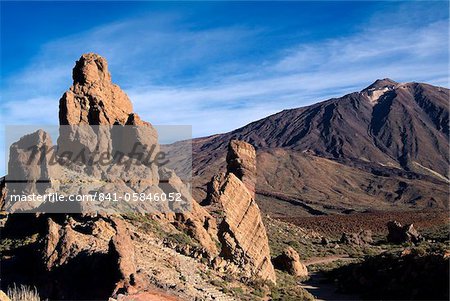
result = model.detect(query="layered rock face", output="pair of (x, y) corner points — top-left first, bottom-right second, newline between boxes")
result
(273, 247), (308, 278)
(207, 140), (276, 283)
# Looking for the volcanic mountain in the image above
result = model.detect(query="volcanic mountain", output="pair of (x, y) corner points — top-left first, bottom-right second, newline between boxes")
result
(188, 79), (449, 216)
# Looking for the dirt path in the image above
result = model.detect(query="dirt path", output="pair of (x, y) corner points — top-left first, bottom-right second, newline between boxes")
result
(304, 255), (355, 266)
(300, 272), (360, 301)
(300, 255), (360, 301)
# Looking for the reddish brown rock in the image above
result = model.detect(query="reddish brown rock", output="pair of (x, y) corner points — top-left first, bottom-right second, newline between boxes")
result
(59, 53), (133, 126)
(109, 217), (143, 296)
(57, 53), (159, 184)
(226, 140), (257, 194)
(42, 215), (146, 299)
(159, 168), (219, 256)
(273, 247), (308, 278)
(215, 173), (276, 283)
(207, 140), (276, 283)
(43, 216), (116, 270)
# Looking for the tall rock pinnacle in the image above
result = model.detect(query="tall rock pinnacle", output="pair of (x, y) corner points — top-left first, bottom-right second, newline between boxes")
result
(57, 53), (159, 180)
(207, 140), (276, 283)
(226, 140), (257, 195)
(59, 53), (133, 125)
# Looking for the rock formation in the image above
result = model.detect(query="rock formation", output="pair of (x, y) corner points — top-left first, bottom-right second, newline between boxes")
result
(273, 247), (308, 278)
(160, 167), (219, 256)
(42, 215), (144, 299)
(226, 140), (257, 194)
(340, 230), (373, 246)
(109, 216), (145, 295)
(60, 53), (133, 126)
(207, 140), (276, 283)
(387, 221), (423, 244)
(0, 53), (279, 299)
(7, 130), (53, 196)
(58, 53), (159, 182)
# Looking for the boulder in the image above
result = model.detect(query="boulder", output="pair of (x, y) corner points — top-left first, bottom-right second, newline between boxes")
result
(387, 221), (423, 244)
(109, 217), (144, 296)
(273, 247), (308, 278)
(41, 215), (145, 299)
(340, 230), (373, 246)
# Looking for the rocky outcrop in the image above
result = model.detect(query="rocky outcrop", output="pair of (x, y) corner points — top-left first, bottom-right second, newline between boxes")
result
(273, 247), (308, 278)
(340, 230), (373, 246)
(109, 217), (145, 295)
(159, 168), (219, 257)
(0, 54), (277, 299)
(60, 53), (133, 126)
(7, 130), (54, 196)
(58, 53), (159, 181)
(207, 140), (276, 283)
(226, 140), (257, 194)
(42, 215), (145, 299)
(387, 221), (423, 244)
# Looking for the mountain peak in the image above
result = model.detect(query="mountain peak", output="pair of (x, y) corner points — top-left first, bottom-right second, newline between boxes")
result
(363, 78), (398, 91)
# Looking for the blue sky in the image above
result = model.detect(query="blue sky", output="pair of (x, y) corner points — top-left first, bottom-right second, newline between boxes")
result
(1, 1), (449, 173)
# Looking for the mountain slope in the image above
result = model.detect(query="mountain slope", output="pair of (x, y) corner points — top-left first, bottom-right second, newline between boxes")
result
(189, 79), (449, 213)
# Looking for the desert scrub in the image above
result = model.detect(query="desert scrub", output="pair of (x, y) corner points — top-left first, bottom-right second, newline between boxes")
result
(308, 258), (360, 273)
(124, 213), (164, 234)
(7, 284), (40, 301)
(0, 234), (39, 254)
(269, 271), (315, 301)
(325, 251), (450, 300)
(166, 231), (194, 246)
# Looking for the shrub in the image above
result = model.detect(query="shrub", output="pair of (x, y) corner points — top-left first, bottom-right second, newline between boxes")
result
(7, 284), (40, 301)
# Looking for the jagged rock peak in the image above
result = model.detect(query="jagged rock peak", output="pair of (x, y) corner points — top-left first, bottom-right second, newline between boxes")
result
(72, 53), (111, 85)
(59, 53), (133, 125)
(226, 140), (257, 194)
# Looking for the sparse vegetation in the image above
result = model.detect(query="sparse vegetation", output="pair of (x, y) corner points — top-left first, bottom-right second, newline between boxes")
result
(0, 234), (39, 254)
(325, 248), (450, 300)
(269, 271), (315, 301)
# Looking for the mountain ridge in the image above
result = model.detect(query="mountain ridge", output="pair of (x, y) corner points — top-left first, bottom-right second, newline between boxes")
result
(188, 79), (449, 214)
